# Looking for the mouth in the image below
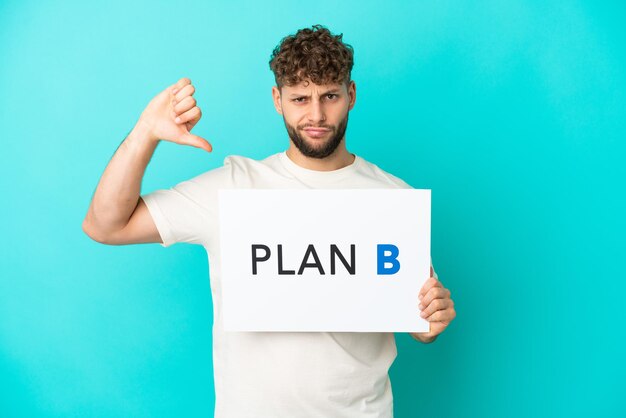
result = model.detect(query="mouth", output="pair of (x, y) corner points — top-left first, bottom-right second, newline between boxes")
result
(303, 128), (331, 138)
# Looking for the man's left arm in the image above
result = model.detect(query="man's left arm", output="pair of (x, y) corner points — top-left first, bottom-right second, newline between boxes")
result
(410, 265), (456, 343)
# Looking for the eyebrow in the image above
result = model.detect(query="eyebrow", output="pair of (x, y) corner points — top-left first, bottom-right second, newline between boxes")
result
(288, 89), (341, 98)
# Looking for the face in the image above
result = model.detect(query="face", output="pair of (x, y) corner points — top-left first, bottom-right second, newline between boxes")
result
(272, 78), (356, 159)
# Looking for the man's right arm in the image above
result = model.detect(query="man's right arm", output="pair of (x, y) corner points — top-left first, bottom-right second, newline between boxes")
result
(82, 121), (162, 245)
(82, 77), (212, 245)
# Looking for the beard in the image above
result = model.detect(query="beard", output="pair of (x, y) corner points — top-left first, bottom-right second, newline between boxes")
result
(283, 112), (349, 159)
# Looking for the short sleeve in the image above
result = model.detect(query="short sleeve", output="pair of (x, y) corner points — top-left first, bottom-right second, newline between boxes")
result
(141, 164), (233, 248)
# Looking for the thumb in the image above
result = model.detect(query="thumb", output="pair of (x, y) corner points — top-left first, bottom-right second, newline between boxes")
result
(180, 132), (213, 153)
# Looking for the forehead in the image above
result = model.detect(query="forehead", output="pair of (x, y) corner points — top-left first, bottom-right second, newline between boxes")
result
(282, 79), (346, 94)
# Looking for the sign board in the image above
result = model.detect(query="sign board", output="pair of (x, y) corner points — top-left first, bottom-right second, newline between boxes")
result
(218, 189), (431, 332)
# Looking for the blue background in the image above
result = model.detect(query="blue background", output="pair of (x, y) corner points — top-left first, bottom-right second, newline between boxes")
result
(1, 0), (624, 417)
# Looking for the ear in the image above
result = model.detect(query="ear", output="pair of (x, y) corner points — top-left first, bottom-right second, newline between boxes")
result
(272, 86), (283, 115)
(348, 80), (356, 110)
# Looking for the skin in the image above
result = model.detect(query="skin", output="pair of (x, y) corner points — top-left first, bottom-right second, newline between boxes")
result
(271, 78), (356, 171)
(83, 76), (456, 343)
(414, 266), (456, 343)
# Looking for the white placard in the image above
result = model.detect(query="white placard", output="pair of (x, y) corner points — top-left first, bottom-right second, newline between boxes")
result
(218, 189), (431, 332)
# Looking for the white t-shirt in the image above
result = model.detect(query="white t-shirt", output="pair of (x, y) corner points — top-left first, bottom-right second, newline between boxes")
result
(141, 151), (434, 418)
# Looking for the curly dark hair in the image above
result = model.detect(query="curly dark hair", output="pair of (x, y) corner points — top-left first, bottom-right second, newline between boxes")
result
(269, 24), (354, 90)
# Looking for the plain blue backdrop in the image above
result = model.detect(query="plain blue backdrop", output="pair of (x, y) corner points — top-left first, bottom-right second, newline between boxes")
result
(1, 1), (624, 417)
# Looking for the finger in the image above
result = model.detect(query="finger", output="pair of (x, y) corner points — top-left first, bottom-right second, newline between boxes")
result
(173, 83), (195, 103)
(426, 307), (456, 323)
(419, 287), (451, 309)
(420, 298), (453, 318)
(179, 132), (213, 153)
(174, 105), (201, 124)
(419, 276), (442, 300)
(173, 96), (197, 116)
(171, 77), (191, 95)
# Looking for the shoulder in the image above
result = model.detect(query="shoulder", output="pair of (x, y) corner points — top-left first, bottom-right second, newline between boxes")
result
(221, 153), (283, 179)
(222, 153), (274, 171)
(187, 154), (273, 181)
(356, 156), (414, 189)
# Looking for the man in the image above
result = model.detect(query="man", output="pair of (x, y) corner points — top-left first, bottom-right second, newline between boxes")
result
(83, 24), (455, 418)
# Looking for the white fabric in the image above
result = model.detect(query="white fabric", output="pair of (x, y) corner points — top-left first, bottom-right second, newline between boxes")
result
(141, 151), (433, 418)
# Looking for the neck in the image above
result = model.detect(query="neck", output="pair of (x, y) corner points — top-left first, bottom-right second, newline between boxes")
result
(285, 142), (355, 171)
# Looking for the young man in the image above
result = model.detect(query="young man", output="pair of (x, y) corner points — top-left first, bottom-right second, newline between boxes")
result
(83, 25), (455, 418)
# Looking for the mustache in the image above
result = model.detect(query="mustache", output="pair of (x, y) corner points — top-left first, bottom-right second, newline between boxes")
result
(299, 124), (334, 130)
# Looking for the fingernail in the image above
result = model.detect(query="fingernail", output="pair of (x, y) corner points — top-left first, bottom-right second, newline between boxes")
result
(418, 295), (423, 300)
(420, 312), (426, 318)
(175, 117), (181, 123)
(172, 88), (178, 94)
(418, 303), (423, 310)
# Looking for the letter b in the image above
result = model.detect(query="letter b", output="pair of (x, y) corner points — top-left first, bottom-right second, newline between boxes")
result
(377, 244), (400, 275)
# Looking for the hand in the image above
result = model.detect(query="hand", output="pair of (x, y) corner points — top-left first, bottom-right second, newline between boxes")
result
(411, 266), (456, 343)
(137, 77), (212, 152)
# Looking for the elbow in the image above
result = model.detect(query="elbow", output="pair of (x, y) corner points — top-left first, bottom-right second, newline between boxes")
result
(82, 218), (111, 244)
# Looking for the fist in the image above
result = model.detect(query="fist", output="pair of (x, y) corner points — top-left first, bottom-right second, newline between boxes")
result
(410, 267), (456, 343)
(137, 77), (212, 152)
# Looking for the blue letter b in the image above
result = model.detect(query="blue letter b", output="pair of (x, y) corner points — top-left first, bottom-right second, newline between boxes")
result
(377, 244), (400, 275)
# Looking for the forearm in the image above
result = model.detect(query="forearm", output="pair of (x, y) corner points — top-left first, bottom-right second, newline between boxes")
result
(83, 120), (158, 237)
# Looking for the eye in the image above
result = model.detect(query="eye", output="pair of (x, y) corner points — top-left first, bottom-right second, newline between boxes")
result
(326, 93), (338, 99)
(293, 97), (306, 103)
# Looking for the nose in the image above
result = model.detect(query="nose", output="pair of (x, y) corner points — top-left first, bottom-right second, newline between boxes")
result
(307, 100), (326, 124)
